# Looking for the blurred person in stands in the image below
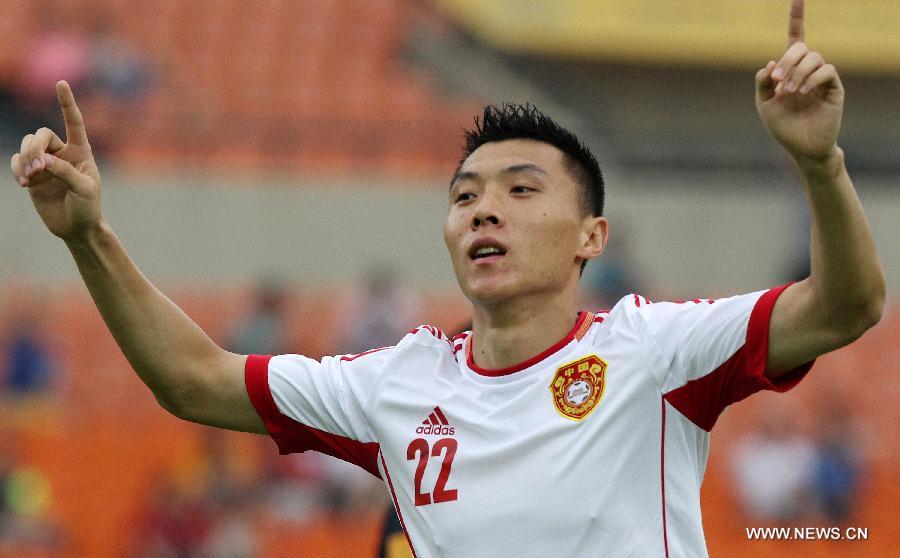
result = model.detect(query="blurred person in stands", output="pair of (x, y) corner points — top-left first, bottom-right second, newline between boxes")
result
(13, 6), (151, 160)
(378, 508), (413, 558)
(0, 87), (30, 157)
(13, 7), (91, 136)
(580, 221), (643, 309)
(85, 16), (152, 103)
(811, 400), (864, 524)
(130, 475), (213, 558)
(0, 432), (63, 554)
(197, 429), (259, 558)
(8, 2), (885, 556)
(1, 291), (58, 399)
(729, 405), (817, 522)
(78, 13), (154, 159)
(341, 263), (420, 354)
(131, 431), (261, 557)
(229, 277), (291, 356)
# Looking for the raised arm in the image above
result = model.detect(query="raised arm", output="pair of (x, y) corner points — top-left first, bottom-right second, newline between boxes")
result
(755, 0), (885, 378)
(9, 81), (264, 433)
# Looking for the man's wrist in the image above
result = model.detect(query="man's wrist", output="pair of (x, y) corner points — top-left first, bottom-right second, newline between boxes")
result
(793, 146), (845, 181)
(64, 220), (114, 254)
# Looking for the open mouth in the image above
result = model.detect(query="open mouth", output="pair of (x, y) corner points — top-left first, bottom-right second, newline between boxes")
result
(468, 239), (508, 260)
(471, 246), (506, 260)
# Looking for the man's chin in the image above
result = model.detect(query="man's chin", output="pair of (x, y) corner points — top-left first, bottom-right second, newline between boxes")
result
(460, 279), (521, 307)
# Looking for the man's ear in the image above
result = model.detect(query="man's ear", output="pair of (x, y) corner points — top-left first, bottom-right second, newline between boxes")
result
(577, 216), (607, 262)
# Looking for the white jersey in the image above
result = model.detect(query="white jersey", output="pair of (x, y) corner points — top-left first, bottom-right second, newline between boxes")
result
(245, 284), (812, 557)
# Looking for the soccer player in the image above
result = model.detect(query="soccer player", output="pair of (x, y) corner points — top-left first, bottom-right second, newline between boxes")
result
(9, 1), (884, 556)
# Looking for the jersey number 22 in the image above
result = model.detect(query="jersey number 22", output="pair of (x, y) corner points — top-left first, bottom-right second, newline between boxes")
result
(406, 438), (459, 506)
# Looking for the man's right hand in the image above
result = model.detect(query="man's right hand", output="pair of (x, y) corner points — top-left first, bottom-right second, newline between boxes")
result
(10, 80), (103, 241)
(8, 81), (265, 435)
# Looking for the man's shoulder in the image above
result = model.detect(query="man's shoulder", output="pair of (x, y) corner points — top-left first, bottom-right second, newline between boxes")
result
(380, 324), (456, 361)
(405, 324), (452, 345)
(337, 324), (453, 365)
(606, 293), (724, 319)
(584, 293), (671, 341)
(591, 293), (652, 327)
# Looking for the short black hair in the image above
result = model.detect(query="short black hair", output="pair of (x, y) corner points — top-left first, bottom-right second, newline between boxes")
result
(454, 103), (604, 218)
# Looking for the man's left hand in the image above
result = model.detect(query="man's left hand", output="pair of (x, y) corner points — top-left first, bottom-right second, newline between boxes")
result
(756, 0), (844, 163)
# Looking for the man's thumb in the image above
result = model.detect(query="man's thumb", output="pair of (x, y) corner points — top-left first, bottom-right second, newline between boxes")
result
(756, 61), (777, 99)
(44, 155), (93, 194)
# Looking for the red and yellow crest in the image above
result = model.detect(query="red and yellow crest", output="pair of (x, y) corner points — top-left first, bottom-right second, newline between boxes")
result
(549, 354), (607, 421)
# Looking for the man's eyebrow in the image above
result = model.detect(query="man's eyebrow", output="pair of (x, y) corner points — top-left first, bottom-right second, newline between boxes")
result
(452, 170), (479, 185)
(502, 163), (548, 176)
(450, 164), (548, 189)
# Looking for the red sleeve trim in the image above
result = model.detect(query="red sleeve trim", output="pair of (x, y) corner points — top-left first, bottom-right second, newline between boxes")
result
(663, 284), (814, 431)
(245, 354), (281, 434)
(244, 354), (381, 478)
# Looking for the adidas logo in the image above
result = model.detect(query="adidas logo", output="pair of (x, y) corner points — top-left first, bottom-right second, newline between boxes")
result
(416, 406), (455, 436)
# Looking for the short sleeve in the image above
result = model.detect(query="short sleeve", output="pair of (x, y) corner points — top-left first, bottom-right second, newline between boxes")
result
(244, 347), (393, 477)
(630, 284), (814, 431)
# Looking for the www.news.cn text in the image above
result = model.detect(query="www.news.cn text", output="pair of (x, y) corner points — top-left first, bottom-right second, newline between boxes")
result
(745, 526), (868, 541)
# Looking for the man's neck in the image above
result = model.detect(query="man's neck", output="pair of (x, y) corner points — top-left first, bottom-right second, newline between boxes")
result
(470, 292), (579, 371)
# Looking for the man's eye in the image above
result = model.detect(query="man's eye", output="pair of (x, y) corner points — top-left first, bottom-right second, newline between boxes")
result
(455, 192), (474, 203)
(511, 185), (534, 193)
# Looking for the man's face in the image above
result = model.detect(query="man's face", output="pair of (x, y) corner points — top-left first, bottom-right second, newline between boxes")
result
(444, 139), (602, 307)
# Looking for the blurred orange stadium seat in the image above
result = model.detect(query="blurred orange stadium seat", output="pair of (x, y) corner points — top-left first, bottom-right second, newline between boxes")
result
(31, 0), (482, 177)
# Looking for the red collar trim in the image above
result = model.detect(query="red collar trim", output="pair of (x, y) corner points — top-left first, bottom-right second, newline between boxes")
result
(467, 311), (592, 377)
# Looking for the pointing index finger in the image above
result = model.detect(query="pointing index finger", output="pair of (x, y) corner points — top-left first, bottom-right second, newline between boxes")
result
(787, 0), (805, 46)
(56, 80), (89, 146)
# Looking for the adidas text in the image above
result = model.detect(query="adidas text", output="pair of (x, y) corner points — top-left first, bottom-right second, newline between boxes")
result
(416, 424), (455, 436)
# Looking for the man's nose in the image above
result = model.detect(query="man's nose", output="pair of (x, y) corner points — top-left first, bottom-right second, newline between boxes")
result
(471, 190), (504, 229)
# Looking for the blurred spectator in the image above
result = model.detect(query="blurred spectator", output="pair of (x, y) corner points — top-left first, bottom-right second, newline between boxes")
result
(341, 264), (419, 354)
(202, 506), (257, 558)
(263, 449), (386, 526)
(581, 222), (643, 309)
(85, 16), (153, 102)
(131, 476), (213, 558)
(261, 452), (331, 525)
(0, 87), (29, 156)
(0, 433), (63, 554)
(811, 402), (864, 524)
(1, 297), (58, 398)
(131, 430), (260, 558)
(780, 192), (812, 283)
(729, 406), (817, 522)
(229, 277), (290, 356)
(199, 430), (259, 558)
(14, 9), (92, 134)
(8, 7), (153, 160)
(378, 507), (413, 558)
(78, 14), (154, 158)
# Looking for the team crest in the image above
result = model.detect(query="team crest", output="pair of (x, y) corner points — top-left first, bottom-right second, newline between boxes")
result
(549, 354), (607, 421)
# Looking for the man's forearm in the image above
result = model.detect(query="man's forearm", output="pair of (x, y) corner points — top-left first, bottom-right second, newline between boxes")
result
(798, 148), (885, 329)
(65, 220), (225, 412)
